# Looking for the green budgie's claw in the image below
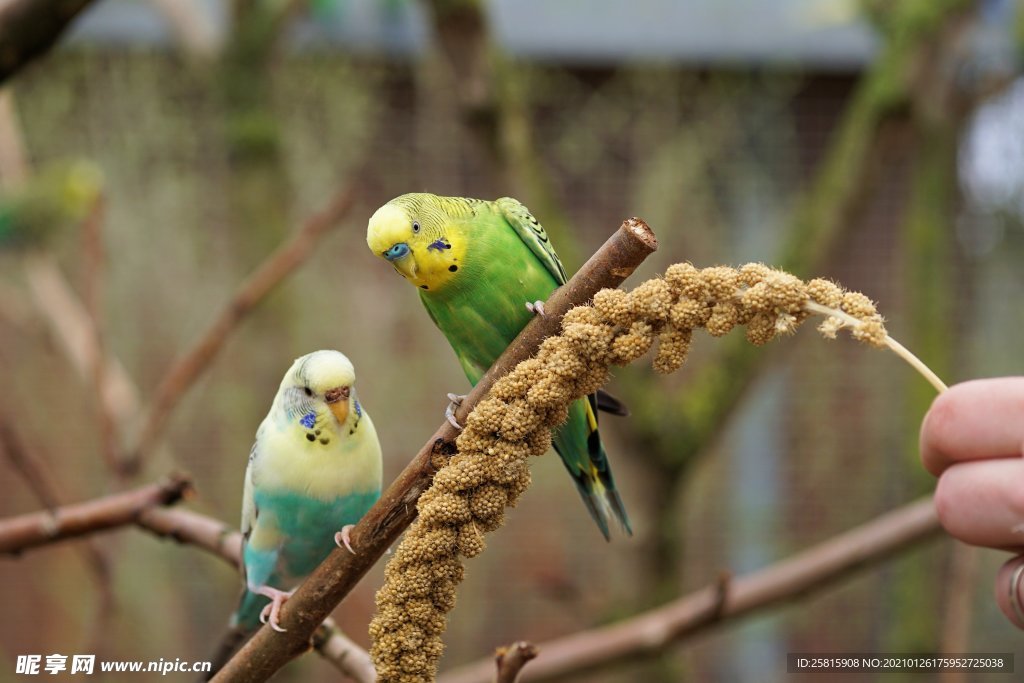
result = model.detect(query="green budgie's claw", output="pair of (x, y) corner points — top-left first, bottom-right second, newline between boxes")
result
(445, 393), (466, 430)
(525, 300), (547, 317)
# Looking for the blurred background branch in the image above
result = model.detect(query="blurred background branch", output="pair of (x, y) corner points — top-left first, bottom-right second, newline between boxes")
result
(440, 497), (941, 683)
(0, 0), (99, 83)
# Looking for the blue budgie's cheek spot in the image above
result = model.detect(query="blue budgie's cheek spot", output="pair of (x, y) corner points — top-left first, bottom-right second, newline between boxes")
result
(427, 238), (452, 252)
(300, 412), (316, 429)
(354, 400), (362, 419)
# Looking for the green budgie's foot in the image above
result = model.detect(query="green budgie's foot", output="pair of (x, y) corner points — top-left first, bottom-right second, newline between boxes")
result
(525, 300), (547, 317)
(256, 586), (295, 633)
(446, 393), (466, 430)
(335, 525), (357, 554)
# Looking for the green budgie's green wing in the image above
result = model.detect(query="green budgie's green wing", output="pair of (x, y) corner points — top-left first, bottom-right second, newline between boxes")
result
(496, 197), (630, 539)
(496, 196), (627, 418)
(495, 197), (568, 286)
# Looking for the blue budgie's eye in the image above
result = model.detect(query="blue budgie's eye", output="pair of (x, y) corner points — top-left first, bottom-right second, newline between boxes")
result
(384, 242), (410, 261)
(412, 221), (420, 233)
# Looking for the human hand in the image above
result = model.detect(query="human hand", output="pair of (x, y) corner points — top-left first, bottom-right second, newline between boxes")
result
(920, 377), (1024, 629)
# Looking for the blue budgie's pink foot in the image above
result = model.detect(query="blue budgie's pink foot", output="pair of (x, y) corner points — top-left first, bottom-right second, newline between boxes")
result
(335, 524), (357, 554)
(525, 300), (546, 317)
(446, 393), (466, 430)
(256, 586), (294, 633)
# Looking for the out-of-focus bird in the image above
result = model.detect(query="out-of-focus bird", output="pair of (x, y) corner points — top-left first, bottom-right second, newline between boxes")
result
(207, 350), (382, 677)
(0, 161), (103, 249)
(367, 193), (631, 539)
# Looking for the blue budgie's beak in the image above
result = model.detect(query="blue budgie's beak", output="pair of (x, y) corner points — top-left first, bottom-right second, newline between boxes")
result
(383, 242), (410, 261)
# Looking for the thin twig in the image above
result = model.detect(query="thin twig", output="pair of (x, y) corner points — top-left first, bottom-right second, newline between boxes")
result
(804, 301), (948, 392)
(23, 254), (142, 434)
(312, 622), (378, 683)
(79, 194), (123, 472)
(210, 218), (659, 683)
(0, 416), (121, 652)
(494, 642), (538, 683)
(438, 497), (941, 683)
(0, 474), (192, 555)
(127, 185), (358, 474)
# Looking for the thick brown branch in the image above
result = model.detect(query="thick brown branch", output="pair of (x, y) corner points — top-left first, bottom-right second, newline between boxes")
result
(0, 474), (191, 555)
(135, 507), (372, 681)
(439, 497), (941, 683)
(211, 218), (658, 682)
(127, 185), (357, 473)
(0, 0), (99, 84)
(494, 642), (538, 683)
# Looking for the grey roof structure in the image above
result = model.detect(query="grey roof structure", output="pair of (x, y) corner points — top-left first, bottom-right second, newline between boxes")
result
(65, 0), (877, 66)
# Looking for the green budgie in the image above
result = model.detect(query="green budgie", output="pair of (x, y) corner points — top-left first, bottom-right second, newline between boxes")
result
(208, 350), (382, 676)
(366, 193), (631, 539)
(0, 161), (103, 248)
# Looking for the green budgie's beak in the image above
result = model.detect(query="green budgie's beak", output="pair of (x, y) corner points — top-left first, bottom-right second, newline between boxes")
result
(383, 242), (416, 279)
(383, 242), (410, 261)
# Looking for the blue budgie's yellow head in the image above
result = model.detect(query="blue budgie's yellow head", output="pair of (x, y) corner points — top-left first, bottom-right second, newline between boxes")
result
(274, 350), (363, 441)
(366, 193), (467, 293)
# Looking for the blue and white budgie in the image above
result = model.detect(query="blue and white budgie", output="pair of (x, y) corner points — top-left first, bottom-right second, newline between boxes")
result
(208, 350), (382, 675)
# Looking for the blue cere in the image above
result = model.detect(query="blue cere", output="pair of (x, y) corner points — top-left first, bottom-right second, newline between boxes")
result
(300, 412), (316, 428)
(384, 242), (410, 261)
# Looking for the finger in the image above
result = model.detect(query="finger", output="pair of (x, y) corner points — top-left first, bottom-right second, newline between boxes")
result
(934, 458), (1024, 549)
(920, 377), (1024, 476)
(995, 555), (1024, 630)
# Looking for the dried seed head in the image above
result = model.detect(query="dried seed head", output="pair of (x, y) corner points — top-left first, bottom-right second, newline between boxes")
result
(372, 259), (896, 683)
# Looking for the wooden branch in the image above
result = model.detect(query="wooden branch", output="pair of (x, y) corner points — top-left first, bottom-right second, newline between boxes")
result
(438, 497), (941, 683)
(211, 218), (658, 682)
(0, 0), (99, 84)
(494, 642), (538, 683)
(0, 415), (117, 625)
(136, 505), (241, 567)
(79, 195), (123, 472)
(312, 622), (378, 683)
(24, 254), (141, 434)
(135, 506), (372, 681)
(0, 418), (64, 510)
(127, 185), (358, 473)
(0, 474), (191, 555)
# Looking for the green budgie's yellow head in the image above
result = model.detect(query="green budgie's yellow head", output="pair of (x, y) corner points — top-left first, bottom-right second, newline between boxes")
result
(275, 350), (360, 435)
(366, 193), (468, 293)
(0, 161), (104, 249)
(57, 161), (105, 220)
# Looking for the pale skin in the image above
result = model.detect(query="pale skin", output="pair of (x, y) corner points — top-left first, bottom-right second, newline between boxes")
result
(919, 377), (1024, 629)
